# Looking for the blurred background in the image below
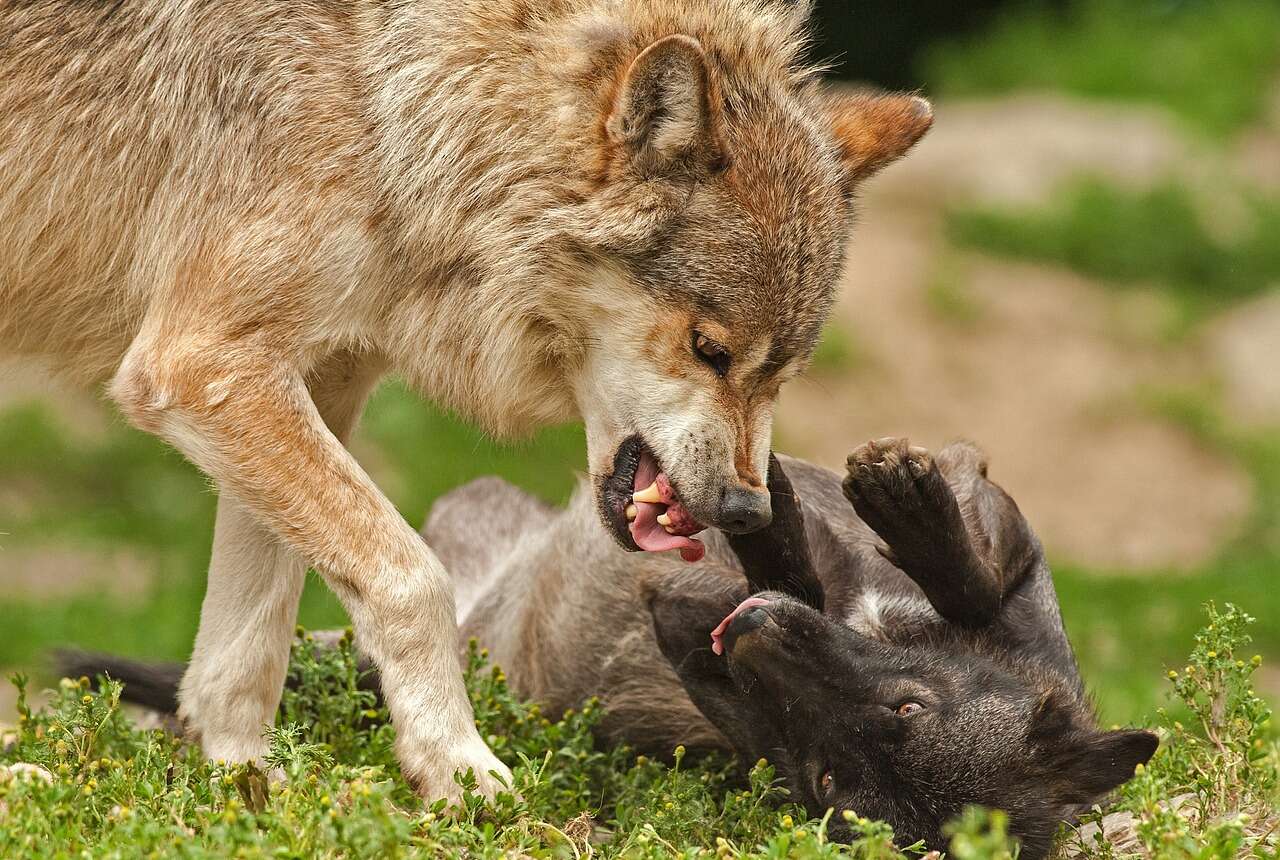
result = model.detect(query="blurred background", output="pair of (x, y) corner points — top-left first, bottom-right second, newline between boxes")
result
(2, 0), (1278, 725)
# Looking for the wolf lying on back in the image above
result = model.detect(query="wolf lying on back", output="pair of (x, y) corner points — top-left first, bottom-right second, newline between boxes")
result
(87, 437), (1156, 856)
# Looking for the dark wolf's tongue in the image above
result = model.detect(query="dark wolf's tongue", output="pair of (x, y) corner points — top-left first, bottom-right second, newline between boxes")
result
(630, 449), (706, 563)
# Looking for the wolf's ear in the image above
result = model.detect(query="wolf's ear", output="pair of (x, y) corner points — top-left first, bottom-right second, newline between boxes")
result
(826, 91), (933, 188)
(1050, 729), (1159, 803)
(606, 35), (725, 178)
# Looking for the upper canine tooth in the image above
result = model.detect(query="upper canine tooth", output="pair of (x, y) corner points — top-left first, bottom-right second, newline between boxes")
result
(625, 504), (637, 522)
(633, 482), (661, 504)
(656, 513), (672, 526)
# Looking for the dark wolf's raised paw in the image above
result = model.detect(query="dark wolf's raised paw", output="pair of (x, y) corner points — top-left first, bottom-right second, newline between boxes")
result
(843, 437), (1004, 627)
(842, 437), (953, 536)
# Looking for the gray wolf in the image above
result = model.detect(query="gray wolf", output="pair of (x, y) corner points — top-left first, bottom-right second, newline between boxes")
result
(0, 0), (931, 799)
(75, 439), (1154, 854)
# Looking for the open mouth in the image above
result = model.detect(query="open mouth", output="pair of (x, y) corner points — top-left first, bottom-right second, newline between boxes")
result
(598, 435), (707, 563)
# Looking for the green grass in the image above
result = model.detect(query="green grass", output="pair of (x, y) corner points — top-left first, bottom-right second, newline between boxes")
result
(2, 607), (1274, 857)
(924, 0), (1280, 138)
(945, 180), (1280, 327)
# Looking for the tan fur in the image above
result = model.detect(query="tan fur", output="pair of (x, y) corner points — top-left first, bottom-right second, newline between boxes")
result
(0, 0), (929, 801)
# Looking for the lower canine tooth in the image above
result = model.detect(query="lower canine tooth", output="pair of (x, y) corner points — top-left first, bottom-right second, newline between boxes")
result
(662, 525), (677, 535)
(625, 504), (637, 522)
(656, 513), (672, 526)
(633, 482), (661, 504)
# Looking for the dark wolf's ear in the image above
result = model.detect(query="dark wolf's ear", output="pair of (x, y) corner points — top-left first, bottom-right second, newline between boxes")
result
(1049, 729), (1159, 803)
(607, 35), (725, 178)
(826, 91), (933, 188)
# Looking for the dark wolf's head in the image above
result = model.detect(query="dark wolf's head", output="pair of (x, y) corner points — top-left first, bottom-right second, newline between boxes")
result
(549, 4), (931, 554)
(652, 593), (1156, 858)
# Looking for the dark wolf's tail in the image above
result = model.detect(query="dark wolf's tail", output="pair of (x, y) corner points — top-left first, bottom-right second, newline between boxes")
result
(53, 650), (185, 714)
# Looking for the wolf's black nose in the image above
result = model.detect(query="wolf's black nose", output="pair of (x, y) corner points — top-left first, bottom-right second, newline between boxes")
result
(718, 486), (772, 533)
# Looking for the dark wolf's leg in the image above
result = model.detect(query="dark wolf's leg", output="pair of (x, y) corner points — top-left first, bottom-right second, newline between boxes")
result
(842, 438), (1036, 628)
(724, 454), (825, 610)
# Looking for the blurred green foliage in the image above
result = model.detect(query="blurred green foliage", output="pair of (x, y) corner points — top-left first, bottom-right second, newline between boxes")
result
(946, 180), (1280, 325)
(807, 322), (862, 375)
(925, 0), (1280, 137)
(0, 383), (581, 672)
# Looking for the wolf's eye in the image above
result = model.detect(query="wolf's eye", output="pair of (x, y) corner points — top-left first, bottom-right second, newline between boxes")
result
(692, 332), (731, 377)
(817, 769), (835, 799)
(895, 701), (925, 717)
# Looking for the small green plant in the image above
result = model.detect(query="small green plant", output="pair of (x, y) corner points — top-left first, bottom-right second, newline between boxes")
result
(945, 807), (1018, 860)
(1071, 603), (1279, 859)
(278, 627), (396, 772)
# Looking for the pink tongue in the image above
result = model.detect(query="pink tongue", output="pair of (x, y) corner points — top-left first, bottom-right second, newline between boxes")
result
(710, 596), (771, 656)
(629, 451), (705, 563)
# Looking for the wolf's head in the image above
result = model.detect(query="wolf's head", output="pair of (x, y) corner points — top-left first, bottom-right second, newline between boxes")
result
(556, 15), (931, 556)
(653, 593), (1157, 858)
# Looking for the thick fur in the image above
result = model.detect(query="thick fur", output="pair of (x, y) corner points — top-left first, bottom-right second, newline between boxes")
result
(89, 442), (1154, 855)
(1, 0), (930, 799)
(450, 443), (1155, 856)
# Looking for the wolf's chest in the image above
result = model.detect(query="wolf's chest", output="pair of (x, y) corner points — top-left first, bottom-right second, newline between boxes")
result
(843, 589), (938, 641)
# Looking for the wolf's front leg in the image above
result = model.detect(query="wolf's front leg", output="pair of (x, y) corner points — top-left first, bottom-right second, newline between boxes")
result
(111, 343), (511, 803)
(177, 354), (379, 765)
(178, 494), (307, 763)
(842, 438), (1004, 628)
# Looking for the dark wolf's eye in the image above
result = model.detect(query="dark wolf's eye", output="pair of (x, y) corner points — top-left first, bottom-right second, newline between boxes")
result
(895, 701), (925, 717)
(692, 332), (731, 377)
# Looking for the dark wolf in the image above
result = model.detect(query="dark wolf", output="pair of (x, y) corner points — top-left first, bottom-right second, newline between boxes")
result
(71, 438), (1155, 855)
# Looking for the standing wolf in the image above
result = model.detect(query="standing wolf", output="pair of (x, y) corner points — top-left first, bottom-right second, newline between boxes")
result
(0, 0), (930, 799)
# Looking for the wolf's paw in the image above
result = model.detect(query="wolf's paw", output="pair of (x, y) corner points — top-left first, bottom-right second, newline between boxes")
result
(402, 735), (515, 806)
(843, 437), (956, 544)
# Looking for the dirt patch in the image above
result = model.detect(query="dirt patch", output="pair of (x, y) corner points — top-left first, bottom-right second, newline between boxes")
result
(868, 93), (1192, 209)
(0, 545), (153, 601)
(1205, 291), (1280, 428)
(1256, 666), (1280, 702)
(1232, 75), (1280, 191)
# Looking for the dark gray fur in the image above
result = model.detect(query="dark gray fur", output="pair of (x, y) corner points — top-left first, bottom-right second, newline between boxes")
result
(73, 439), (1154, 857)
